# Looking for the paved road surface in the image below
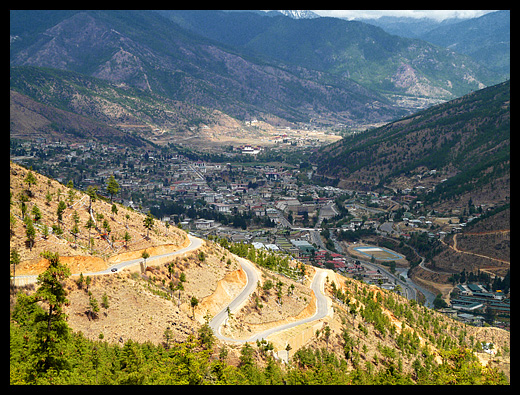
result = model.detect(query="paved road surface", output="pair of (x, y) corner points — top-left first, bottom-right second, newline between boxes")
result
(209, 264), (329, 344)
(208, 257), (259, 342)
(246, 269), (328, 343)
(13, 233), (202, 286)
(84, 234), (203, 276)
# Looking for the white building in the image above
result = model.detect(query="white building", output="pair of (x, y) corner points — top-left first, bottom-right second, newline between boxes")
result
(194, 219), (216, 230)
(239, 144), (262, 155)
(212, 203), (232, 213)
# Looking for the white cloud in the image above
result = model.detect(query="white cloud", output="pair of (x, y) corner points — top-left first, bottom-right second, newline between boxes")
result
(311, 10), (498, 21)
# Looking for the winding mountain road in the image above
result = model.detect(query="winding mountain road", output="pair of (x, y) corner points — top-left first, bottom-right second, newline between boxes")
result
(13, 233), (203, 286)
(83, 233), (203, 276)
(15, 232), (332, 353)
(208, 257), (259, 342)
(209, 263), (330, 344)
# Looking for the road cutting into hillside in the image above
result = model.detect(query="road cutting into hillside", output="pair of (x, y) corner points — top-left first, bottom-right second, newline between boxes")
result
(449, 233), (510, 264)
(13, 233), (203, 286)
(15, 231), (332, 352)
(209, 263), (331, 346)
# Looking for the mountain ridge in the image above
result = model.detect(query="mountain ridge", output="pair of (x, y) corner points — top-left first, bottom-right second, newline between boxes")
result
(11, 10), (504, 130)
(10, 10), (404, 128)
(312, 80), (510, 212)
(10, 88), (150, 148)
(9, 65), (231, 145)
(419, 10), (510, 77)
(160, 10), (502, 104)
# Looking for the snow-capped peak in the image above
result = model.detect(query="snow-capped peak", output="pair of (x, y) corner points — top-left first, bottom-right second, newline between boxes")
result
(277, 10), (320, 19)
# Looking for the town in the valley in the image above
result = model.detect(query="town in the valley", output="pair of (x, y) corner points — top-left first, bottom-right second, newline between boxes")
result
(10, 136), (510, 330)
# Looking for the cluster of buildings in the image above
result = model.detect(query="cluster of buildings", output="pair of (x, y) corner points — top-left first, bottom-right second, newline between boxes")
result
(11, 138), (509, 330)
(440, 283), (510, 328)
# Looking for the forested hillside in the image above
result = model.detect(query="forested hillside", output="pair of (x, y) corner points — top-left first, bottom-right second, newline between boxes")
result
(160, 10), (501, 101)
(9, 162), (186, 267)
(10, 66), (220, 144)
(313, 80), (510, 210)
(10, 268), (510, 384)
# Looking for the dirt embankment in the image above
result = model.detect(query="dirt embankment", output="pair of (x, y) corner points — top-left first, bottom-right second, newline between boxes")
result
(220, 267), (315, 340)
(107, 239), (190, 265)
(58, 241), (241, 345)
(242, 289), (317, 335)
(16, 255), (108, 276)
(198, 268), (247, 321)
(408, 265), (453, 299)
(15, 237), (191, 277)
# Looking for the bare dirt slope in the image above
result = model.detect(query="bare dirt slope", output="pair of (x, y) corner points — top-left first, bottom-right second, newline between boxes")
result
(10, 161), (187, 275)
(62, 241), (243, 344)
(220, 266), (314, 340)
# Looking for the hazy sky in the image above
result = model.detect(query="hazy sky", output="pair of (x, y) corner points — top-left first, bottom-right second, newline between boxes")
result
(311, 10), (498, 21)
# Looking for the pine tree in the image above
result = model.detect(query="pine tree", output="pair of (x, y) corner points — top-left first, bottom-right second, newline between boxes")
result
(111, 203), (118, 217)
(31, 204), (42, 222)
(285, 343), (292, 361)
(101, 293), (109, 310)
(24, 169), (37, 194)
(67, 182), (76, 206)
(190, 296), (199, 319)
(85, 217), (95, 252)
(29, 251), (71, 376)
(123, 231), (131, 248)
(10, 212), (17, 237)
(141, 250), (150, 269)
(20, 200), (27, 220)
(71, 223), (80, 247)
(89, 296), (100, 320)
(57, 200), (67, 224)
(10, 248), (20, 287)
(143, 211), (154, 238)
(86, 185), (98, 212)
(106, 175), (120, 202)
(25, 216), (36, 251)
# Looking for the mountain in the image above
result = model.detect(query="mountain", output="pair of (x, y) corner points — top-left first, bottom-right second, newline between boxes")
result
(10, 88), (150, 148)
(10, 10), (507, 132)
(312, 80), (510, 211)
(240, 17), (499, 98)
(10, 65), (230, 145)
(411, 203), (510, 284)
(161, 10), (503, 110)
(10, 10), (404, 129)
(358, 16), (462, 38)
(419, 10), (510, 78)
(275, 10), (320, 19)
